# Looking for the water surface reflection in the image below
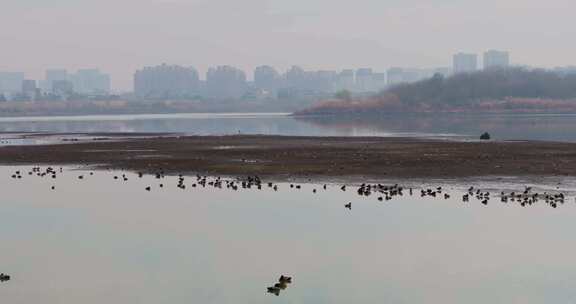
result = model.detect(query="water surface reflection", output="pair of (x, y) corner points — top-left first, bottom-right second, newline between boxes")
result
(1, 166), (576, 303)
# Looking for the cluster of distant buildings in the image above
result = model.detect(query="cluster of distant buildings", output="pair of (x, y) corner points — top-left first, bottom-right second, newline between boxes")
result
(0, 69), (110, 101)
(4, 49), (576, 102)
(452, 50), (510, 73)
(134, 65), (443, 100)
(133, 50), (514, 100)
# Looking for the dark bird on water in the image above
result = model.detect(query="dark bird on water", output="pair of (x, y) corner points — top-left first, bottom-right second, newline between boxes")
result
(480, 132), (491, 140)
(267, 286), (280, 296)
(274, 282), (288, 290)
(267, 275), (293, 296)
(279, 275), (292, 284)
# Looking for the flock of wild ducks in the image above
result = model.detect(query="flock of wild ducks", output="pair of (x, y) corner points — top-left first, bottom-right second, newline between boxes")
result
(463, 186), (566, 208)
(341, 183), (568, 209)
(8, 167), (573, 211)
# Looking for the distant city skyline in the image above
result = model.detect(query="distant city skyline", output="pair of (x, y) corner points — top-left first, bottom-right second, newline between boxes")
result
(0, 56), (525, 92)
(7, 49), (576, 101)
(8, 48), (576, 100)
(2, 0), (576, 90)
(0, 49), (517, 95)
(0, 68), (111, 101)
(131, 51), (512, 100)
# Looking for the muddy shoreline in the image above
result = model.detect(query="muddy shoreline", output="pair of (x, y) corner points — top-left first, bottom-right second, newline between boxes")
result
(0, 134), (575, 181)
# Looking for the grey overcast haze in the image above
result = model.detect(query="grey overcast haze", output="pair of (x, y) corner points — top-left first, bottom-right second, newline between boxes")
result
(1, 0), (574, 90)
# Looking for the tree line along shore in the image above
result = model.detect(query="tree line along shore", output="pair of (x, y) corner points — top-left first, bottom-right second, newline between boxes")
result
(297, 68), (576, 115)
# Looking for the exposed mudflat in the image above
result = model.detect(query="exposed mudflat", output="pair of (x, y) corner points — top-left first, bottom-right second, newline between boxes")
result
(0, 134), (574, 180)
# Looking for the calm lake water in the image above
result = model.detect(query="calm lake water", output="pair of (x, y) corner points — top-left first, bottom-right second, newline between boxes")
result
(0, 112), (575, 141)
(2, 166), (576, 303)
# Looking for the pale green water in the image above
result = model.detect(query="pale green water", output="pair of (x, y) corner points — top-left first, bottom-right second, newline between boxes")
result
(1, 166), (576, 303)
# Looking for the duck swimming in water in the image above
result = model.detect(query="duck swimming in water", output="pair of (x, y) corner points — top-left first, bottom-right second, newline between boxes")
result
(267, 286), (280, 296)
(266, 274), (293, 296)
(279, 275), (292, 284)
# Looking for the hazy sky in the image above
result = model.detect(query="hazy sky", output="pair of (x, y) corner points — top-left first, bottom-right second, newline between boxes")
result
(1, 0), (575, 90)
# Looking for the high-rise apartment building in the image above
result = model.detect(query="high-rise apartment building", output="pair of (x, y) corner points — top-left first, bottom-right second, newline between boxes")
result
(372, 73), (387, 91)
(21, 79), (37, 99)
(336, 69), (355, 91)
(453, 53), (478, 74)
(71, 69), (111, 94)
(254, 65), (281, 93)
(206, 66), (247, 99)
(45, 69), (68, 92)
(52, 80), (74, 97)
(284, 66), (308, 89)
(483, 50), (510, 69)
(0, 72), (25, 95)
(134, 64), (200, 98)
(355, 68), (374, 92)
(387, 68), (406, 87)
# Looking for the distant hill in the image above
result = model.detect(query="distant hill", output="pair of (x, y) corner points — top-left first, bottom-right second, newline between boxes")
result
(296, 68), (576, 115)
